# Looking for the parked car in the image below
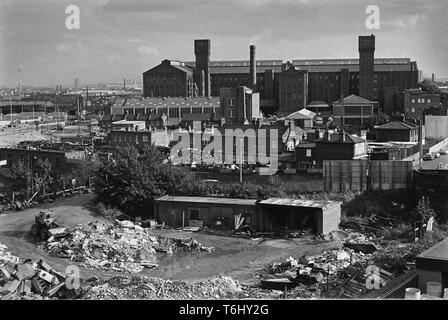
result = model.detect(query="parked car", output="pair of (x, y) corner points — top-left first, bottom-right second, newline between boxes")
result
(423, 153), (435, 161)
(440, 149), (448, 155)
(434, 152), (441, 158)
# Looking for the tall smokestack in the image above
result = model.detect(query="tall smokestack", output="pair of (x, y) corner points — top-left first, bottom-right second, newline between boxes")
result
(250, 45), (256, 90)
(194, 39), (211, 97)
(358, 34), (375, 100)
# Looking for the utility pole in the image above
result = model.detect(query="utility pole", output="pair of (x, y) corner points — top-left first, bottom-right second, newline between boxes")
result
(418, 119), (423, 170)
(9, 98), (12, 127)
(240, 138), (243, 183)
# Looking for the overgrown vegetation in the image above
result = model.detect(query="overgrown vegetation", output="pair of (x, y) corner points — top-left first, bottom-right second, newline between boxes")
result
(92, 146), (287, 215)
(8, 158), (96, 201)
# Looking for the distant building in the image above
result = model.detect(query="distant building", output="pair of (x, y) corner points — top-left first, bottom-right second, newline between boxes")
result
(392, 89), (441, 120)
(278, 63), (308, 113)
(296, 131), (368, 168)
(219, 86), (261, 124)
(143, 35), (418, 111)
(285, 108), (316, 129)
(332, 94), (376, 126)
(375, 121), (419, 142)
(143, 59), (195, 98)
(110, 97), (220, 123)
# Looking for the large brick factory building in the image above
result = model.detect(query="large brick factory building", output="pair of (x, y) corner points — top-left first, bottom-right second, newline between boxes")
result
(143, 35), (419, 114)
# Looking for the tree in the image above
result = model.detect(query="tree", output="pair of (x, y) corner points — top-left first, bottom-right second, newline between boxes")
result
(366, 112), (391, 130)
(419, 79), (440, 94)
(32, 158), (54, 197)
(10, 159), (28, 191)
(93, 145), (193, 212)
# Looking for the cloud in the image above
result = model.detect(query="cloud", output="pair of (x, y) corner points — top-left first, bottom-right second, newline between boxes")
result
(137, 45), (159, 56)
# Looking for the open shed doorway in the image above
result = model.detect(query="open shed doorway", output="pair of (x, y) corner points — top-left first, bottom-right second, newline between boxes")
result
(262, 206), (317, 234)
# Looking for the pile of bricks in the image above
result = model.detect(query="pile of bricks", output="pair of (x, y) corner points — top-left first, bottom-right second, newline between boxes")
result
(0, 242), (85, 300)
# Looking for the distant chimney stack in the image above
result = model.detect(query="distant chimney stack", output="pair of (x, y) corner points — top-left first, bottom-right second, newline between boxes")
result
(250, 45), (256, 90)
(194, 39), (211, 97)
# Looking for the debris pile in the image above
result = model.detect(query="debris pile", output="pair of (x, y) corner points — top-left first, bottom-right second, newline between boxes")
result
(88, 275), (253, 300)
(263, 248), (374, 298)
(0, 242), (86, 300)
(39, 220), (213, 273)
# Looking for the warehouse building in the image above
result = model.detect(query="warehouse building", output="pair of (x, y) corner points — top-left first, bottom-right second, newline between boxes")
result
(142, 35), (418, 114)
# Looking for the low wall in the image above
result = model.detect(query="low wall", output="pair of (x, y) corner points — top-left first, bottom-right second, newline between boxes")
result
(429, 137), (448, 154)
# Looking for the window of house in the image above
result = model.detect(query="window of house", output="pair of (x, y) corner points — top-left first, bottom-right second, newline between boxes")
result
(428, 99), (431, 103)
(189, 208), (200, 220)
(229, 109), (236, 117)
(228, 98), (235, 106)
(306, 149), (312, 157)
(412, 99), (415, 103)
(142, 135), (149, 143)
(412, 108), (415, 113)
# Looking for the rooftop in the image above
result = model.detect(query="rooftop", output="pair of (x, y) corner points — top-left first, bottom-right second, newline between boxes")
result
(375, 121), (418, 130)
(286, 108), (316, 120)
(416, 238), (448, 272)
(155, 195), (258, 206)
(333, 94), (375, 105)
(259, 198), (341, 209)
(318, 132), (366, 144)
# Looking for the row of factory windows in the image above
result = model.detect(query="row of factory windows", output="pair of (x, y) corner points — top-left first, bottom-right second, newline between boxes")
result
(112, 134), (150, 143)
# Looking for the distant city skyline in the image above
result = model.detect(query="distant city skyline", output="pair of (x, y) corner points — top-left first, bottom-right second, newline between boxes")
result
(1, 0), (447, 87)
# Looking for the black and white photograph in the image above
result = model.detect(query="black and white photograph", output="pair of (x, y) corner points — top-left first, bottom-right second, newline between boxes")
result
(0, 0), (447, 310)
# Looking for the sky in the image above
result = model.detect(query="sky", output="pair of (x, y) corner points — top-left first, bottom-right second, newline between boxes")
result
(0, 0), (447, 87)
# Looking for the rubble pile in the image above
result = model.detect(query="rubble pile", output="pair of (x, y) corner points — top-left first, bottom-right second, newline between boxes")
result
(0, 242), (86, 300)
(263, 248), (374, 298)
(88, 275), (249, 300)
(39, 221), (213, 273)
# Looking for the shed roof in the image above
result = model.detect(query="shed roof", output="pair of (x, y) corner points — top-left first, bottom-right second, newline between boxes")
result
(259, 198), (341, 209)
(416, 238), (448, 272)
(155, 195), (258, 206)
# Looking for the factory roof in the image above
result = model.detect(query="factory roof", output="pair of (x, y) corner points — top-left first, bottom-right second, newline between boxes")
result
(118, 97), (220, 108)
(155, 195), (258, 206)
(259, 198), (341, 209)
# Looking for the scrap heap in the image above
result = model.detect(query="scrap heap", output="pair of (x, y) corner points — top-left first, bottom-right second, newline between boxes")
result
(39, 220), (213, 273)
(0, 242), (86, 300)
(88, 275), (249, 300)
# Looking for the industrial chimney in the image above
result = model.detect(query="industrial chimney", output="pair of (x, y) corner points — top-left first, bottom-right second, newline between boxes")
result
(250, 45), (256, 90)
(194, 39), (211, 97)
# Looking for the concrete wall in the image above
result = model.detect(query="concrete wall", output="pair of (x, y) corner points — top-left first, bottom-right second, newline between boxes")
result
(320, 204), (341, 235)
(425, 116), (448, 140)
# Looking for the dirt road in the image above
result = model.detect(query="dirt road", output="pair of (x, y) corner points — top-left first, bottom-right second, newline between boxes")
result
(0, 195), (341, 283)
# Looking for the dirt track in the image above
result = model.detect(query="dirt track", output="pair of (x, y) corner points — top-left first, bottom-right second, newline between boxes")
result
(0, 195), (341, 283)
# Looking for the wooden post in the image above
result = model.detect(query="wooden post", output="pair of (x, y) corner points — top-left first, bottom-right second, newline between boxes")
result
(182, 210), (185, 229)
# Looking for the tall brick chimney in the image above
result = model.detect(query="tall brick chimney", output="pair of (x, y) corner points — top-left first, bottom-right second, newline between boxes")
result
(250, 45), (256, 90)
(194, 39), (211, 97)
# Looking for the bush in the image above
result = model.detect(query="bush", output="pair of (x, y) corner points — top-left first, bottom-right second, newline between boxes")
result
(92, 202), (122, 220)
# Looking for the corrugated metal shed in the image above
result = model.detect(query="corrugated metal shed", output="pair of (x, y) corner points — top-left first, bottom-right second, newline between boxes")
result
(259, 198), (341, 209)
